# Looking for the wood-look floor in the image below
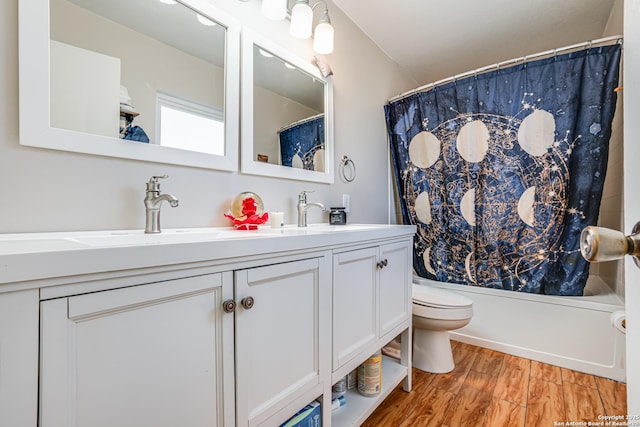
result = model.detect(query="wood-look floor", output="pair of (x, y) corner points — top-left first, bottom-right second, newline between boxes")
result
(363, 341), (627, 427)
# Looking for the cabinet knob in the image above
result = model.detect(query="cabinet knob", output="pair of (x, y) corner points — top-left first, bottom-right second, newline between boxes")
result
(241, 296), (255, 310)
(222, 299), (236, 313)
(376, 259), (388, 269)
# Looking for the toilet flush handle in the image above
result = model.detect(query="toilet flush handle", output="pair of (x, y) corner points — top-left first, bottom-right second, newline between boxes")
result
(579, 222), (640, 268)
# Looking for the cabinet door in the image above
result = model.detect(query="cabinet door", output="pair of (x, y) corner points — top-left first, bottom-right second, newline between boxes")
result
(235, 258), (322, 427)
(332, 247), (378, 370)
(40, 273), (234, 427)
(378, 241), (411, 338)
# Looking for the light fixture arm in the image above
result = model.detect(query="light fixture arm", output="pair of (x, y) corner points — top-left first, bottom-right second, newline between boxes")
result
(287, 0), (329, 23)
(310, 0), (330, 19)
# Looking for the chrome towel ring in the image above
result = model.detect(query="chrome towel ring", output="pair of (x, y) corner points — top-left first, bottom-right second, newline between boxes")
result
(340, 155), (356, 182)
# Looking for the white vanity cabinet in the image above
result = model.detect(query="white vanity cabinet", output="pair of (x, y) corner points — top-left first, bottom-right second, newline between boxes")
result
(331, 239), (412, 427)
(0, 224), (415, 427)
(39, 273), (235, 427)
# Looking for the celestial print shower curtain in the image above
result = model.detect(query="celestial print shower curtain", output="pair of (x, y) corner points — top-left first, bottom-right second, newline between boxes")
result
(279, 114), (325, 171)
(385, 44), (621, 295)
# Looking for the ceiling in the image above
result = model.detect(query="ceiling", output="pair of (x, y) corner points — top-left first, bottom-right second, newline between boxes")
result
(332, 0), (617, 86)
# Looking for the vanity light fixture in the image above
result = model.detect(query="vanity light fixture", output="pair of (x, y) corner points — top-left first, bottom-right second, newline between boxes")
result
(290, 0), (334, 54)
(261, 0), (335, 54)
(289, 0), (313, 39)
(311, 5), (334, 54)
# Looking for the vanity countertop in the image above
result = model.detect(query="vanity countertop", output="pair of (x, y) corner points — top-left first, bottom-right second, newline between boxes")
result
(0, 224), (415, 287)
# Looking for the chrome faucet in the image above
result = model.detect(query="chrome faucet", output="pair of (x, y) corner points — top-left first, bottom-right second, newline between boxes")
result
(144, 175), (179, 234)
(297, 190), (325, 227)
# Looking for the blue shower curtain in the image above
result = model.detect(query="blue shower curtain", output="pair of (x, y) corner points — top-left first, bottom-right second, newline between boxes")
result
(279, 114), (324, 170)
(385, 44), (621, 295)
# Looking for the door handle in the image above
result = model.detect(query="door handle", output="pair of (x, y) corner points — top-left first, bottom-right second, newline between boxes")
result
(580, 222), (640, 268)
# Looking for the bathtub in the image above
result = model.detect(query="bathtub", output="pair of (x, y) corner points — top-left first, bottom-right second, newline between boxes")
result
(414, 275), (626, 382)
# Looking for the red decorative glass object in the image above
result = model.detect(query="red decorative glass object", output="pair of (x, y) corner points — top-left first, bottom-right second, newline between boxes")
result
(224, 192), (269, 230)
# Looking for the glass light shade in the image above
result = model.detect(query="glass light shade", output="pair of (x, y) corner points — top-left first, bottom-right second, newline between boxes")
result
(262, 0), (287, 20)
(290, 2), (313, 39)
(313, 21), (334, 54)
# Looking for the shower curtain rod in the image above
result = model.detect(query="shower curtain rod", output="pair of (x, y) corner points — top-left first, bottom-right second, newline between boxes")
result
(277, 112), (324, 134)
(387, 34), (623, 104)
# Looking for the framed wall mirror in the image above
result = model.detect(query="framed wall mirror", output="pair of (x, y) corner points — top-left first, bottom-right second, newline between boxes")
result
(241, 29), (334, 183)
(18, 0), (240, 171)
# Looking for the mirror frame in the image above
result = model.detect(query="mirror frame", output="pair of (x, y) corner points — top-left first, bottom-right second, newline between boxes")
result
(18, 0), (240, 171)
(241, 28), (334, 184)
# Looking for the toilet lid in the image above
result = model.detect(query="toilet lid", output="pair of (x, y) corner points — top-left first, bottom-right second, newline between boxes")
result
(413, 283), (473, 308)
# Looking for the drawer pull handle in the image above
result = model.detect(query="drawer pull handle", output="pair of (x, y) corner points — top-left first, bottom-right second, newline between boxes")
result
(241, 296), (255, 310)
(222, 299), (236, 313)
(376, 259), (388, 269)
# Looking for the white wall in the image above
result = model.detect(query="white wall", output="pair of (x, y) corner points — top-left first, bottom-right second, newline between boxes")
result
(0, 0), (416, 233)
(595, 0), (625, 296)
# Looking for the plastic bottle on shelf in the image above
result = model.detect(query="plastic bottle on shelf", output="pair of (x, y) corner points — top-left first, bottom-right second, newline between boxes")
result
(331, 395), (346, 411)
(357, 350), (382, 397)
(331, 376), (347, 399)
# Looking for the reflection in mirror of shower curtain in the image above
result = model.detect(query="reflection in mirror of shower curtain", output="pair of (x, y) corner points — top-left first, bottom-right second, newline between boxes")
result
(279, 114), (325, 172)
(385, 43), (622, 296)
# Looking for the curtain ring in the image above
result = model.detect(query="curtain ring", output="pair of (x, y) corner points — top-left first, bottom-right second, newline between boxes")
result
(340, 155), (356, 182)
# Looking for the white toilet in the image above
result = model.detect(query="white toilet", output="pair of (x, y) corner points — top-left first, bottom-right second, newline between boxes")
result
(412, 280), (474, 373)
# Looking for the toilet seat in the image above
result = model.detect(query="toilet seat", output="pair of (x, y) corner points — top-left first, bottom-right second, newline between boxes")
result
(412, 283), (473, 309)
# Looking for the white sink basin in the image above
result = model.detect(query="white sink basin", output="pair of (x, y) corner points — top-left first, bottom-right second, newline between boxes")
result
(69, 228), (265, 247)
(0, 225), (387, 253)
(0, 238), (88, 255)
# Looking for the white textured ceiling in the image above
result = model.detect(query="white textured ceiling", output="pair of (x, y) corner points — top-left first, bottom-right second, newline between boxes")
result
(332, 0), (617, 86)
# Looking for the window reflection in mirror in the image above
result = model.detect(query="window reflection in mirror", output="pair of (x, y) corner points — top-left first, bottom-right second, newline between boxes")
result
(49, 0), (226, 154)
(252, 45), (325, 170)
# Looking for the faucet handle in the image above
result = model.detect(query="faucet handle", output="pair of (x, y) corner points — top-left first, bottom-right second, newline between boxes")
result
(147, 175), (169, 191)
(299, 190), (314, 201)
